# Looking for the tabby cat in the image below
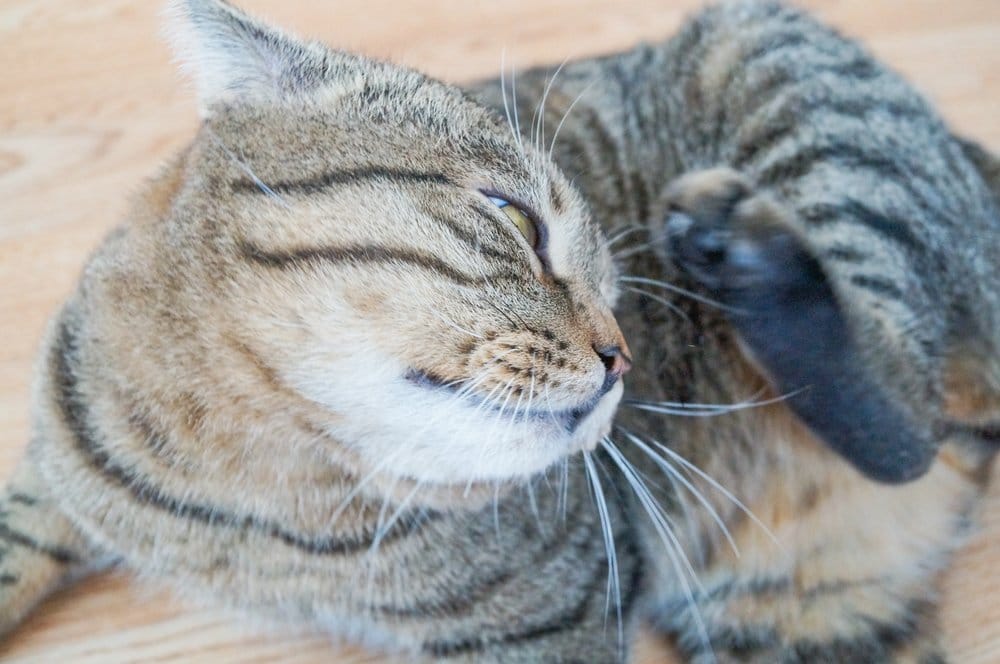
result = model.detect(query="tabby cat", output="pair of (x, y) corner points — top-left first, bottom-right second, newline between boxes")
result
(2, 1), (998, 662)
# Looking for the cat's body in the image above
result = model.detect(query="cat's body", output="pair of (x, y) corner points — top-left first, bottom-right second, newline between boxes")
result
(2, 1), (997, 662)
(470, 3), (1000, 659)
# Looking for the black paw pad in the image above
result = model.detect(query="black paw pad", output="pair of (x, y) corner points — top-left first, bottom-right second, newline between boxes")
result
(667, 192), (814, 307)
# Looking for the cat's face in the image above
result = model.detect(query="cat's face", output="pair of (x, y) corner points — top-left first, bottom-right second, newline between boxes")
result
(171, 0), (627, 484)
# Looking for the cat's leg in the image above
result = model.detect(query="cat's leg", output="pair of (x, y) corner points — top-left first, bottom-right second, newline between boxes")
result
(642, 429), (982, 664)
(643, 430), (987, 664)
(644, 168), (994, 663)
(659, 167), (939, 484)
(0, 458), (105, 636)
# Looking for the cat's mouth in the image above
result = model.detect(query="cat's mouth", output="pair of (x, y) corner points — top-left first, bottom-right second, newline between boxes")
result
(404, 368), (609, 433)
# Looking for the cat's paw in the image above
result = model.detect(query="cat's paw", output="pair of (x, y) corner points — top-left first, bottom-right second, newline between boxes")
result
(660, 168), (938, 483)
(664, 167), (811, 303)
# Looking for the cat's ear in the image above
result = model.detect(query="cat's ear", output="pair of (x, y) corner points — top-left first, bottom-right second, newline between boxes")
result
(165, 0), (337, 116)
(944, 136), (1000, 431)
(955, 135), (1000, 204)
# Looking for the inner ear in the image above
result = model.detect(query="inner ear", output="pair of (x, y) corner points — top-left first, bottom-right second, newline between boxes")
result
(945, 136), (1000, 433)
(944, 339), (1000, 431)
(166, 0), (341, 116)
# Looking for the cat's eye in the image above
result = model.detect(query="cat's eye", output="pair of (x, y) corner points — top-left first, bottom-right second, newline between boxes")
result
(487, 195), (539, 249)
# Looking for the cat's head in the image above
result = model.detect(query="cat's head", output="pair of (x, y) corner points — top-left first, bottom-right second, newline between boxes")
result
(159, 0), (628, 484)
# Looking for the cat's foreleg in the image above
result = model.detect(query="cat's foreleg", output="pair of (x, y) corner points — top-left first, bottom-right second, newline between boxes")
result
(0, 458), (106, 637)
(659, 167), (938, 484)
(644, 167), (990, 663)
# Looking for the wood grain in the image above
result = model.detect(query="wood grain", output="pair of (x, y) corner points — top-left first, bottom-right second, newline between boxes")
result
(0, 1), (997, 661)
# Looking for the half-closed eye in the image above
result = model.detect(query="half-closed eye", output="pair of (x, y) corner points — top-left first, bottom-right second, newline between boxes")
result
(486, 195), (539, 249)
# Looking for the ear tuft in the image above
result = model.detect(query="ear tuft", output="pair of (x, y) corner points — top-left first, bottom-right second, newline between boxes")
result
(164, 0), (334, 116)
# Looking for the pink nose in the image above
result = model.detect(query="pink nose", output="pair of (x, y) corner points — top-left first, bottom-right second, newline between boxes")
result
(594, 344), (632, 382)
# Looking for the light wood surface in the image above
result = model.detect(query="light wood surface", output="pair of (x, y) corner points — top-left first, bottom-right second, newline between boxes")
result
(1, 1), (998, 661)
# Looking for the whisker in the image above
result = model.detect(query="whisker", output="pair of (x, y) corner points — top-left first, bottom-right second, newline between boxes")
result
(583, 451), (623, 649)
(493, 480), (503, 544)
(372, 473), (402, 549)
(601, 439), (703, 589)
(619, 275), (737, 313)
(511, 61), (522, 144)
(549, 81), (597, 161)
(599, 438), (713, 658)
(483, 377), (520, 444)
(557, 457), (569, 523)
(623, 285), (691, 323)
(328, 447), (407, 526)
(612, 241), (655, 260)
(533, 57), (570, 156)
(624, 391), (767, 411)
(646, 437), (782, 550)
(604, 224), (647, 249)
(207, 129), (290, 208)
(526, 480), (546, 537)
(624, 387), (803, 418)
(432, 309), (484, 339)
(618, 429), (739, 557)
(500, 385), (526, 449)
(370, 479), (423, 553)
(499, 49), (523, 150)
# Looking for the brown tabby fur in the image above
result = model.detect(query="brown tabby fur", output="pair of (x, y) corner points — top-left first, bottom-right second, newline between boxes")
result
(2, 1), (998, 662)
(471, 2), (1000, 660)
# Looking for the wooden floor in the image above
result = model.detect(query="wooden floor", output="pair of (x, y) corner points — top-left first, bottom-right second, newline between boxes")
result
(1, 0), (998, 661)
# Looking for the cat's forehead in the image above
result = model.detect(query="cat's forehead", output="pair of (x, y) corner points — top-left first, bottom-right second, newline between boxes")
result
(209, 83), (520, 164)
(201, 92), (562, 215)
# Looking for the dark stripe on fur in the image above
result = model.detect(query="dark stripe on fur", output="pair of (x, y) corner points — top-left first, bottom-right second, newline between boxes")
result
(679, 593), (934, 660)
(577, 105), (629, 208)
(51, 315), (440, 556)
(8, 494), (37, 507)
(618, 537), (646, 621)
(429, 210), (521, 264)
(0, 523), (79, 565)
(421, 558), (610, 657)
(849, 274), (906, 300)
(823, 244), (869, 263)
(239, 241), (524, 286)
(798, 198), (923, 253)
(231, 168), (452, 195)
(657, 575), (791, 614)
(609, 58), (656, 224)
(757, 141), (917, 193)
(677, 622), (780, 660)
(711, 16), (814, 111)
(738, 56), (880, 126)
(422, 490), (643, 656)
(789, 599), (934, 662)
(376, 503), (591, 618)
(382, 567), (517, 619)
(734, 96), (926, 168)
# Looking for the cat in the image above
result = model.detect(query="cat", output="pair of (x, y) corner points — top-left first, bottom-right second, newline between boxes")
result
(1, 1), (636, 661)
(468, 1), (1000, 660)
(1, 1), (998, 663)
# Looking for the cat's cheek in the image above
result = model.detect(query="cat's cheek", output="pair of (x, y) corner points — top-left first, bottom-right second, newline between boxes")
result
(571, 380), (624, 454)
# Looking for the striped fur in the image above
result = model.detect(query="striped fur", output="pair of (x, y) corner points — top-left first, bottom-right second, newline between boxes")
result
(2, 1), (998, 662)
(470, 1), (1000, 660)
